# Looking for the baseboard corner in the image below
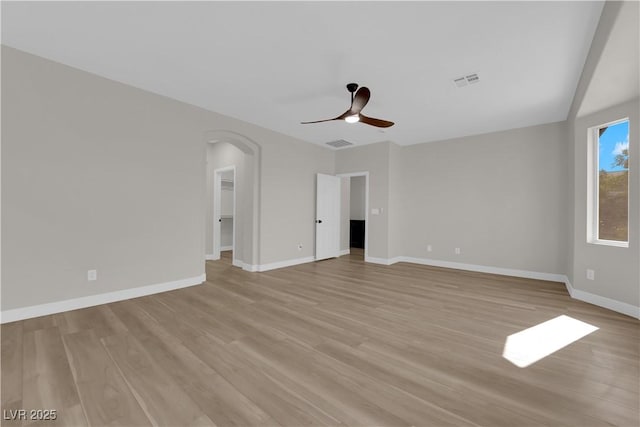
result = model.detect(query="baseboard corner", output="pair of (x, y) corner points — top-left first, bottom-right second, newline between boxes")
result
(258, 256), (315, 272)
(365, 256), (399, 266)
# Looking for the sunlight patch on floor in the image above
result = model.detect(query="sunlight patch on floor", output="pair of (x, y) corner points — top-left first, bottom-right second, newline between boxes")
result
(502, 315), (598, 368)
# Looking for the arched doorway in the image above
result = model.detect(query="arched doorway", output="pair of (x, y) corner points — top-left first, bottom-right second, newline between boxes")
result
(205, 130), (260, 270)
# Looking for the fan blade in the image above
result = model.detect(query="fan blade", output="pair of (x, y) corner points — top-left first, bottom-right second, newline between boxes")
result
(300, 118), (342, 124)
(301, 110), (350, 124)
(359, 114), (394, 128)
(351, 87), (370, 113)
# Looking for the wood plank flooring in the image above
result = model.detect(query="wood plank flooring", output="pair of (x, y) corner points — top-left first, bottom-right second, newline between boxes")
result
(2, 249), (639, 426)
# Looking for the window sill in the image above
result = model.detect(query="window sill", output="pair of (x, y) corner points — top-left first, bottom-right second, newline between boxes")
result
(588, 239), (629, 248)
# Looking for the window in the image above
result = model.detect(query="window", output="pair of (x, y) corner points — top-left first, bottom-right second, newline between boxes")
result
(588, 118), (629, 247)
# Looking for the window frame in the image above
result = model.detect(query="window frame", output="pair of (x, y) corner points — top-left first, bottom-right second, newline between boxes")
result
(587, 117), (630, 248)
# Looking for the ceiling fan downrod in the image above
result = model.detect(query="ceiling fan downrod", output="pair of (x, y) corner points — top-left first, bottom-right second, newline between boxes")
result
(346, 83), (358, 104)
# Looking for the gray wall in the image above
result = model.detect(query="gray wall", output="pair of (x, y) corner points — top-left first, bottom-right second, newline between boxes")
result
(1, 46), (335, 310)
(571, 99), (639, 306)
(397, 122), (570, 274)
(349, 176), (366, 220)
(565, 1), (639, 310)
(259, 139), (334, 264)
(4, 24), (637, 316)
(388, 142), (404, 260)
(336, 123), (570, 273)
(336, 142), (391, 260)
(2, 46), (206, 310)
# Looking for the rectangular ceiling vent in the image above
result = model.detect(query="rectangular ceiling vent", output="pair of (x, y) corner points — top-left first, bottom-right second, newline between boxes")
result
(453, 73), (480, 88)
(326, 139), (354, 149)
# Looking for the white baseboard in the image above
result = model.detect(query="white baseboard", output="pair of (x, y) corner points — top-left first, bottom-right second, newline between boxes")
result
(0, 273), (206, 324)
(258, 256), (315, 272)
(397, 256), (567, 283)
(206, 249), (231, 260)
(564, 278), (639, 319)
(339, 249), (351, 256)
(216, 252), (640, 319)
(365, 256), (400, 265)
(363, 255), (639, 319)
(232, 259), (259, 272)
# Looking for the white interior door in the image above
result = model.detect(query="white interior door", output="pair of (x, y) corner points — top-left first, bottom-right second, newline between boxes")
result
(316, 173), (341, 260)
(212, 170), (222, 260)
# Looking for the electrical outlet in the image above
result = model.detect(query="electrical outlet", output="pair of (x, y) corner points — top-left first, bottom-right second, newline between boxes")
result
(87, 270), (97, 281)
(454, 248), (461, 255)
(297, 244), (303, 251)
(586, 269), (595, 280)
(427, 245), (432, 252)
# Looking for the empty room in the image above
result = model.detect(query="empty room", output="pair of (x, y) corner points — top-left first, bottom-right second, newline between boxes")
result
(1, 1), (639, 426)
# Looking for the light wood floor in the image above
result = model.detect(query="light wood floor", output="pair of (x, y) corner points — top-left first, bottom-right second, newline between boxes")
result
(2, 249), (638, 426)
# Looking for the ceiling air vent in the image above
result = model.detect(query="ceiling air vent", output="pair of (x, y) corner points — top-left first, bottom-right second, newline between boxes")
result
(453, 73), (480, 88)
(326, 139), (354, 149)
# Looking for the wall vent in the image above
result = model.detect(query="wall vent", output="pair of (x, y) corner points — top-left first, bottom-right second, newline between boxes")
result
(453, 73), (480, 88)
(326, 139), (354, 149)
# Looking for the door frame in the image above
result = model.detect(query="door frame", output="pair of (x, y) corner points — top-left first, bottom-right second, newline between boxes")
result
(337, 171), (369, 261)
(213, 165), (236, 266)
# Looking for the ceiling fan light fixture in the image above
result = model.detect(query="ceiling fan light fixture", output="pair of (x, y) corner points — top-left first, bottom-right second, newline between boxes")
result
(345, 114), (360, 124)
(301, 84), (394, 128)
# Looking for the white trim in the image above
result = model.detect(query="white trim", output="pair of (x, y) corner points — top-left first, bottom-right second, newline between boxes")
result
(361, 255), (567, 283)
(213, 251), (640, 319)
(259, 256), (315, 272)
(230, 256), (316, 272)
(587, 117), (630, 247)
(563, 278), (639, 319)
(397, 256), (567, 283)
(206, 250), (230, 261)
(206, 130), (261, 268)
(564, 277), (576, 297)
(360, 255), (640, 319)
(365, 256), (399, 266)
(589, 239), (629, 248)
(0, 274), (206, 324)
(232, 259), (257, 272)
(339, 249), (351, 256)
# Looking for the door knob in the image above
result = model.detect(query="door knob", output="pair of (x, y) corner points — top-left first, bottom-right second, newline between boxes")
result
(316, 219), (323, 224)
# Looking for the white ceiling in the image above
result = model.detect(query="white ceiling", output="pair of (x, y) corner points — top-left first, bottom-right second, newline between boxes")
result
(2, 1), (604, 147)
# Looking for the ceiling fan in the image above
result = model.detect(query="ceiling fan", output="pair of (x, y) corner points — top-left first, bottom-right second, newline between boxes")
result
(301, 83), (394, 128)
